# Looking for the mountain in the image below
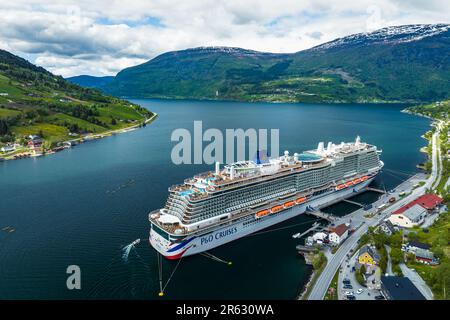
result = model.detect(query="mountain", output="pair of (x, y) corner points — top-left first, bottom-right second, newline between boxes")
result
(96, 24), (450, 103)
(67, 75), (114, 89)
(0, 49), (153, 147)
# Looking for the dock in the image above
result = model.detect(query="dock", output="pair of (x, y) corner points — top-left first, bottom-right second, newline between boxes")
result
(365, 187), (386, 194)
(342, 199), (363, 207)
(294, 222), (321, 239)
(304, 210), (336, 222)
(296, 245), (316, 253)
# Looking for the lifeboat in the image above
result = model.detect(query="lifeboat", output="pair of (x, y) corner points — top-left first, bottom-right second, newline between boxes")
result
(284, 201), (295, 208)
(255, 209), (270, 218)
(296, 197), (307, 204)
(271, 205), (284, 214)
(345, 181), (354, 187)
(336, 184), (346, 190)
(361, 176), (369, 181)
(353, 178), (362, 184)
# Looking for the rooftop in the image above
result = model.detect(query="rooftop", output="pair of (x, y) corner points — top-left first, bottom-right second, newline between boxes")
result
(359, 245), (381, 261)
(402, 204), (427, 221)
(407, 241), (431, 250)
(381, 276), (426, 300)
(393, 194), (443, 214)
(329, 223), (349, 236)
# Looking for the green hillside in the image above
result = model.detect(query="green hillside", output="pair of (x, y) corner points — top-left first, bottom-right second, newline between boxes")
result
(99, 24), (450, 103)
(0, 49), (153, 148)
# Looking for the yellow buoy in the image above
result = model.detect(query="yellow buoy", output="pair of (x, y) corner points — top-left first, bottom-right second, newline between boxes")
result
(158, 292), (164, 297)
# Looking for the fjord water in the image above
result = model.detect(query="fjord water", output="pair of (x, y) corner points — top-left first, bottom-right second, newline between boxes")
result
(0, 100), (429, 299)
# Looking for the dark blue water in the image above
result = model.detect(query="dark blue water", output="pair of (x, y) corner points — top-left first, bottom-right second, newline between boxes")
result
(0, 100), (429, 299)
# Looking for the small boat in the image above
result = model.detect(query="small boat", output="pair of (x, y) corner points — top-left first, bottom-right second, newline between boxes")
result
(292, 233), (301, 239)
(131, 239), (141, 246)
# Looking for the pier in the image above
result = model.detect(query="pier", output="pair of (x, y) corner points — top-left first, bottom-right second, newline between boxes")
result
(294, 222), (322, 239)
(304, 210), (336, 222)
(342, 199), (363, 207)
(365, 187), (386, 194)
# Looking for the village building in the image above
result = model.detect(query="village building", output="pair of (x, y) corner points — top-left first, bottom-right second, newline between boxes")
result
(358, 245), (380, 267)
(381, 276), (426, 300)
(388, 204), (427, 228)
(403, 241), (431, 253)
(328, 223), (349, 246)
(1, 144), (15, 153)
(377, 220), (397, 235)
(387, 193), (443, 229)
(414, 248), (439, 265)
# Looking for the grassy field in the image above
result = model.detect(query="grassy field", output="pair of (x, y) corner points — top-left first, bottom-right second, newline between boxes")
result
(0, 107), (21, 119)
(406, 211), (450, 299)
(11, 123), (70, 143)
(0, 48), (154, 148)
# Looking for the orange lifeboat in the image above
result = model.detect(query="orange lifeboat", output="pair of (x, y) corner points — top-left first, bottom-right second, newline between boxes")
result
(353, 178), (362, 184)
(271, 205), (284, 214)
(336, 184), (346, 190)
(255, 209), (270, 218)
(296, 197), (307, 204)
(361, 176), (368, 181)
(284, 201), (295, 208)
(345, 181), (354, 187)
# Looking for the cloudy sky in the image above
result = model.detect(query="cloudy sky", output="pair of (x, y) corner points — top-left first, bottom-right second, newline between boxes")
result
(0, 0), (448, 77)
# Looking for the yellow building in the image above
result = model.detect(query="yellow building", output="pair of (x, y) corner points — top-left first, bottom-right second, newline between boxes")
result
(358, 245), (380, 266)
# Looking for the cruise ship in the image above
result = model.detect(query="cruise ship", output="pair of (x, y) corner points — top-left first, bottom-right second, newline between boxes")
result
(149, 137), (383, 259)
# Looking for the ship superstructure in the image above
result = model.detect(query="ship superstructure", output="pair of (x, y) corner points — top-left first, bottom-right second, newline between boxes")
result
(149, 137), (383, 259)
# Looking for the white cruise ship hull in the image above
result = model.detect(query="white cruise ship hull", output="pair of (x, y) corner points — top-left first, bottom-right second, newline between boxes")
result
(149, 177), (374, 259)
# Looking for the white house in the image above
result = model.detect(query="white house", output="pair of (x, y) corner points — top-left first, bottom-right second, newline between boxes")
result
(1, 145), (15, 153)
(388, 204), (427, 228)
(328, 223), (349, 246)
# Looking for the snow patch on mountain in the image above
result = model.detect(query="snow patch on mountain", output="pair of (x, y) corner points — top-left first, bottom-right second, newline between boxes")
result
(311, 24), (450, 51)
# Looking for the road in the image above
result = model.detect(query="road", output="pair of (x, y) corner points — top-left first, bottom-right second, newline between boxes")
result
(308, 130), (440, 300)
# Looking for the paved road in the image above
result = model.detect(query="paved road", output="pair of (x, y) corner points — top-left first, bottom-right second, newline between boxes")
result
(400, 263), (434, 300)
(308, 130), (440, 300)
(385, 245), (394, 276)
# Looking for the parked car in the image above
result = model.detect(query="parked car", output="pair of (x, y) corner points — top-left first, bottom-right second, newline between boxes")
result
(344, 291), (354, 296)
(343, 285), (353, 289)
(356, 288), (364, 295)
(347, 295), (356, 300)
(375, 295), (385, 300)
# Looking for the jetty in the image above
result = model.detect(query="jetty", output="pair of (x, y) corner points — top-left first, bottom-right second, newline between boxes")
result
(304, 210), (336, 222)
(365, 187), (386, 194)
(293, 222), (321, 239)
(342, 199), (363, 207)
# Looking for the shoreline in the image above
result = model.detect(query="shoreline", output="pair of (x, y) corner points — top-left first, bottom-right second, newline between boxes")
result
(0, 112), (158, 162)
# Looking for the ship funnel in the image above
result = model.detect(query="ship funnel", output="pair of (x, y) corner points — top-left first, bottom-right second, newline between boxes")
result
(327, 142), (332, 152)
(293, 153), (299, 162)
(317, 142), (324, 154)
(355, 135), (361, 145)
(215, 162), (220, 175)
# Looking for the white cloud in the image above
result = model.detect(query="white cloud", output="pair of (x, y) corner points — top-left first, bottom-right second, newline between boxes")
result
(0, 0), (448, 77)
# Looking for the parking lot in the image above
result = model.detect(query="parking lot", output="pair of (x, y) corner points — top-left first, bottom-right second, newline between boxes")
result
(337, 251), (385, 300)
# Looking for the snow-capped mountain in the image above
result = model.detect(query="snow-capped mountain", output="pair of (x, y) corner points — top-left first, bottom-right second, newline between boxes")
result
(312, 24), (450, 51)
